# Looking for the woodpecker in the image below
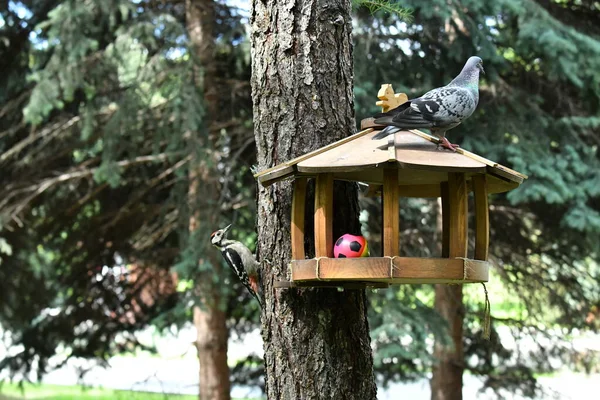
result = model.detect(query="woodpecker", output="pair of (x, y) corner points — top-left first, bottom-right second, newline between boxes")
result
(211, 224), (262, 307)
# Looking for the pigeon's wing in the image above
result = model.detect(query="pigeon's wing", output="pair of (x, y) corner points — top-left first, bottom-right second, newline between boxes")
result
(376, 87), (475, 125)
(373, 98), (434, 129)
(372, 86), (477, 140)
(417, 87), (477, 124)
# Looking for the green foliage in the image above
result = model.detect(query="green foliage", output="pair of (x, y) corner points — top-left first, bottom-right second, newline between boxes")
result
(0, 0), (256, 381)
(354, 0), (600, 395)
(369, 285), (450, 385)
(352, 0), (413, 21)
(2, 0), (600, 397)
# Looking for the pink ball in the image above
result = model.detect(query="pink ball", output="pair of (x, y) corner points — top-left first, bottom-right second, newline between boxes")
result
(334, 234), (369, 258)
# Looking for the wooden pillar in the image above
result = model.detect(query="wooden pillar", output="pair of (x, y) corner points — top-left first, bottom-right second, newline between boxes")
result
(432, 172), (468, 400)
(447, 172), (468, 259)
(314, 173), (334, 258)
(291, 178), (307, 260)
(472, 175), (489, 261)
(440, 182), (450, 258)
(382, 168), (399, 256)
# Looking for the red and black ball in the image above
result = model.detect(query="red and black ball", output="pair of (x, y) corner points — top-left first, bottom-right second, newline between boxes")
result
(333, 234), (369, 258)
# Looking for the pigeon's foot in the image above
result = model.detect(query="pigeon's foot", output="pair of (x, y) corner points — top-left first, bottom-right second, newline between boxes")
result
(439, 137), (460, 152)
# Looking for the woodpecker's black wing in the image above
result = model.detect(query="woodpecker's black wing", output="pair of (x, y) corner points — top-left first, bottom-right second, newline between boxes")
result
(222, 248), (262, 307)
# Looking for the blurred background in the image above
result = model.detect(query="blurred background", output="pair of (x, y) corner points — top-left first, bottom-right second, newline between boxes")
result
(0, 0), (599, 399)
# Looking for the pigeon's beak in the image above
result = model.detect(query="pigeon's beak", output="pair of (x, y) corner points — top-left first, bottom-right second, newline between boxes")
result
(479, 64), (485, 75)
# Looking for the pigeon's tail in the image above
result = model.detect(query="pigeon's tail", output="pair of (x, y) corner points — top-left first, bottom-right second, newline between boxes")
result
(373, 115), (435, 140)
(372, 125), (401, 140)
(372, 100), (434, 139)
(373, 114), (395, 125)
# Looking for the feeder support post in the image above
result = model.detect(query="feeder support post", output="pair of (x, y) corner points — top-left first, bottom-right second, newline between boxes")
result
(472, 175), (489, 261)
(383, 167), (400, 257)
(440, 182), (450, 258)
(447, 172), (468, 258)
(314, 173), (334, 258)
(432, 172), (468, 400)
(291, 178), (308, 260)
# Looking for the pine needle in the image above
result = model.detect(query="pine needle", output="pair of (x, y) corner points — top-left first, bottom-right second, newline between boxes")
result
(352, 0), (413, 21)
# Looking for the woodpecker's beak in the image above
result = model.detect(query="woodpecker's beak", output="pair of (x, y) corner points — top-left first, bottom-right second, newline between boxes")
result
(223, 224), (232, 234)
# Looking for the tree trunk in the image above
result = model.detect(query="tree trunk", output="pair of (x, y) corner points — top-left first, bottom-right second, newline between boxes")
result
(251, 1), (377, 399)
(431, 192), (464, 400)
(186, 1), (231, 400)
(194, 298), (231, 400)
(431, 286), (464, 400)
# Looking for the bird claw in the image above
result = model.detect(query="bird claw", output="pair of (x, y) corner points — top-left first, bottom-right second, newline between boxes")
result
(438, 137), (460, 152)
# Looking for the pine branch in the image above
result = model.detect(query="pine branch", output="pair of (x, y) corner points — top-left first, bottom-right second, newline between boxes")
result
(0, 90), (31, 120)
(131, 209), (179, 251)
(100, 155), (191, 231)
(0, 116), (80, 164)
(352, 0), (413, 21)
(0, 153), (186, 227)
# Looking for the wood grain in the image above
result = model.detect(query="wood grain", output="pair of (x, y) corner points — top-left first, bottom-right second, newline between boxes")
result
(256, 114), (527, 197)
(291, 257), (489, 284)
(408, 128), (527, 180)
(383, 168), (400, 256)
(447, 173), (468, 259)
(291, 178), (308, 260)
(253, 128), (374, 178)
(258, 165), (296, 187)
(314, 173), (334, 258)
(360, 117), (376, 130)
(441, 181), (450, 258)
(472, 175), (489, 261)
(273, 280), (390, 289)
(257, 125), (525, 195)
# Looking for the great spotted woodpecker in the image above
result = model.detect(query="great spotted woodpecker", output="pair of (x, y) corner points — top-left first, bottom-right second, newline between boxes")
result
(211, 224), (262, 307)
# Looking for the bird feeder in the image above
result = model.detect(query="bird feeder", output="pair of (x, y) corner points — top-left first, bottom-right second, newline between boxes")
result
(254, 84), (527, 288)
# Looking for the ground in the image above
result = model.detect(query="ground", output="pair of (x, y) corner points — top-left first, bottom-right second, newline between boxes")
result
(1, 326), (596, 400)
(0, 383), (197, 400)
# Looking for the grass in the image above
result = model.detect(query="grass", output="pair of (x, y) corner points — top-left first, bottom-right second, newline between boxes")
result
(0, 382), (220, 400)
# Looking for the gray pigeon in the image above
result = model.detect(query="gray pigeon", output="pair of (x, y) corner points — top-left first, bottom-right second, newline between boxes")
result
(372, 56), (484, 151)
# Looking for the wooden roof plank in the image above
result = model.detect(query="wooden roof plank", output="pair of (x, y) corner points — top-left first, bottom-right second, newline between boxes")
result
(254, 123), (526, 189)
(253, 128), (374, 179)
(297, 131), (391, 171)
(257, 165), (296, 186)
(407, 129), (528, 180)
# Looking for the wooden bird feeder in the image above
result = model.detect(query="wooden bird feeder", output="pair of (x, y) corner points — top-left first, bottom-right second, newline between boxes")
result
(254, 84), (527, 289)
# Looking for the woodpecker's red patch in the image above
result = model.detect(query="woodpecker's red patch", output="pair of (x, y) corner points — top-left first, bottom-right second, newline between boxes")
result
(211, 231), (217, 238)
(249, 276), (259, 295)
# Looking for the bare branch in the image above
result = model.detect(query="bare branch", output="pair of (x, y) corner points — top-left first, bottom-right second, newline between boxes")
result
(1, 153), (187, 226)
(0, 116), (80, 164)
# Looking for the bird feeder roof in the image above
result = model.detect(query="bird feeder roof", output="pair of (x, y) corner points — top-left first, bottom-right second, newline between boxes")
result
(254, 123), (527, 196)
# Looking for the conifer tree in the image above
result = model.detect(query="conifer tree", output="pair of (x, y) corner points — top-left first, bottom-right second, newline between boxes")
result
(353, 0), (600, 397)
(0, 2), (258, 394)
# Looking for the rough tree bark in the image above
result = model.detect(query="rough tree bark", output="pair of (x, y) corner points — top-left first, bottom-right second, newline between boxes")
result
(251, 1), (377, 399)
(431, 287), (464, 400)
(186, 1), (231, 399)
(431, 193), (464, 400)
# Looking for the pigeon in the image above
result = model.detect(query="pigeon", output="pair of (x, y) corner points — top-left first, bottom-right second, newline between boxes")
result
(371, 56), (484, 151)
